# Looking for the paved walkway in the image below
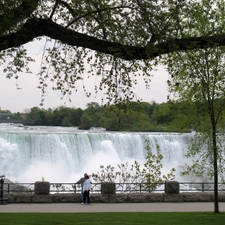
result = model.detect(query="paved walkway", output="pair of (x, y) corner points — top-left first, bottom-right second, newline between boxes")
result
(1, 203), (225, 213)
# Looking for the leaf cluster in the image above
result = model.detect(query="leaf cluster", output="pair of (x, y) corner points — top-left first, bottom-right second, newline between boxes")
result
(91, 139), (175, 192)
(181, 132), (225, 183)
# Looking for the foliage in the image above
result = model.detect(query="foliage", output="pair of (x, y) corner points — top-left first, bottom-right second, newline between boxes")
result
(79, 102), (103, 129)
(166, 46), (225, 213)
(101, 104), (154, 131)
(181, 133), (225, 183)
(79, 112), (92, 130)
(1, 1), (225, 106)
(26, 105), (83, 126)
(1, 99), (210, 132)
(163, 0), (225, 213)
(91, 139), (175, 192)
(10, 112), (23, 120)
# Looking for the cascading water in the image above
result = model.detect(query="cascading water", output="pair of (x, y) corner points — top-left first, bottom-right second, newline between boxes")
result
(0, 123), (193, 183)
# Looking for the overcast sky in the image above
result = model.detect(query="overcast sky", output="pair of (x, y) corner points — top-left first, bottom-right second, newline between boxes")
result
(0, 41), (170, 113)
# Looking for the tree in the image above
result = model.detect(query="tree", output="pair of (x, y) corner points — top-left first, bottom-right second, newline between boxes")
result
(101, 103), (154, 131)
(68, 107), (83, 127)
(26, 106), (44, 125)
(85, 102), (103, 127)
(165, 0), (225, 212)
(43, 108), (55, 126)
(162, 101), (199, 132)
(1, 1), (225, 105)
(92, 139), (175, 192)
(101, 105), (120, 131)
(11, 112), (23, 120)
(167, 49), (225, 214)
(61, 116), (72, 127)
(2, 1), (225, 58)
(79, 112), (92, 130)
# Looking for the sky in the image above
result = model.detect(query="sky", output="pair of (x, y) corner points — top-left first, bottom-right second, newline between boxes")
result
(0, 40), (170, 113)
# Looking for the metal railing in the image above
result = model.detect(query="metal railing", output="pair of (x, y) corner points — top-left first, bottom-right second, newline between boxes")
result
(2, 182), (225, 194)
(179, 182), (225, 192)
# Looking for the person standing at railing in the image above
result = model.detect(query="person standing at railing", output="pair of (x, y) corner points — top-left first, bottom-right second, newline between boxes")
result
(76, 173), (87, 204)
(82, 174), (91, 205)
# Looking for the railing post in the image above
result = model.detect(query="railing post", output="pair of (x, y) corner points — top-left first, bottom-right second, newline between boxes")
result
(0, 175), (7, 204)
(202, 183), (204, 192)
(165, 180), (179, 194)
(0, 178), (3, 199)
(34, 181), (50, 194)
(74, 183), (76, 193)
(101, 182), (116, 194)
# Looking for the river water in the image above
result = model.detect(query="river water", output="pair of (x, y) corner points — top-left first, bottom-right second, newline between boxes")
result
(0, 123), (194, 183)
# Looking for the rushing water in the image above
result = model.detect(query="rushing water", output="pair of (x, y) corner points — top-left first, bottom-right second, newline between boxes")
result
(0, 123), (194, 183)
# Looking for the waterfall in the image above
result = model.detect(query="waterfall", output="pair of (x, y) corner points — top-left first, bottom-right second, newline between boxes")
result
(0, 124), (193, 183)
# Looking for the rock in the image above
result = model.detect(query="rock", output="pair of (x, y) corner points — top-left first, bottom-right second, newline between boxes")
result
(4, 192), (225, 203)
(52, 193), (80, 203)
(183, 192), (213, 202)
(14, 194), (32, 203)
(163, 193), (183, 202)
(32, 194), (52, 203)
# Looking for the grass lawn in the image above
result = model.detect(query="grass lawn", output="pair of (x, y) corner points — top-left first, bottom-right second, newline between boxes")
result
(0, 212), (225, 225)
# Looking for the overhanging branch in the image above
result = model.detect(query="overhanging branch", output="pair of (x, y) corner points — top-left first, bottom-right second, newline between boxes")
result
(1, 18), (225, 60)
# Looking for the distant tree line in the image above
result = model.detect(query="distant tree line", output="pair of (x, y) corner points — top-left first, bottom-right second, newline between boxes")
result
(1, 100), (214, 132)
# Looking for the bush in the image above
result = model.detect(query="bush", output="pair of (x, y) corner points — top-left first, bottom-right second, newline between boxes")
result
(92, 139), (176, 192)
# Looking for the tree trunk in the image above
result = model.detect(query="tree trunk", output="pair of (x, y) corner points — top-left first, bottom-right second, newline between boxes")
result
(212, 123), (219, 213)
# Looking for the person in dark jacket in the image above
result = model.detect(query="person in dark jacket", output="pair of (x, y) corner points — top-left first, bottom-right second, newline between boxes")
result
(76, 173), (87, 204)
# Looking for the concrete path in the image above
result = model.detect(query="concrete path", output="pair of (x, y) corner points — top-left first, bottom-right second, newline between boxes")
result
(1, 203), (225, 213)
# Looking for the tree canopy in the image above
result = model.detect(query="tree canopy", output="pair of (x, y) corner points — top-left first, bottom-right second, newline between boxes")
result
(1, 1), (225, 59)
(1, 0), (225, 104)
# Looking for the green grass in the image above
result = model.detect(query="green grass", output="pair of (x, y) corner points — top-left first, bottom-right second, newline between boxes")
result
(0, 212), (225, 225)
